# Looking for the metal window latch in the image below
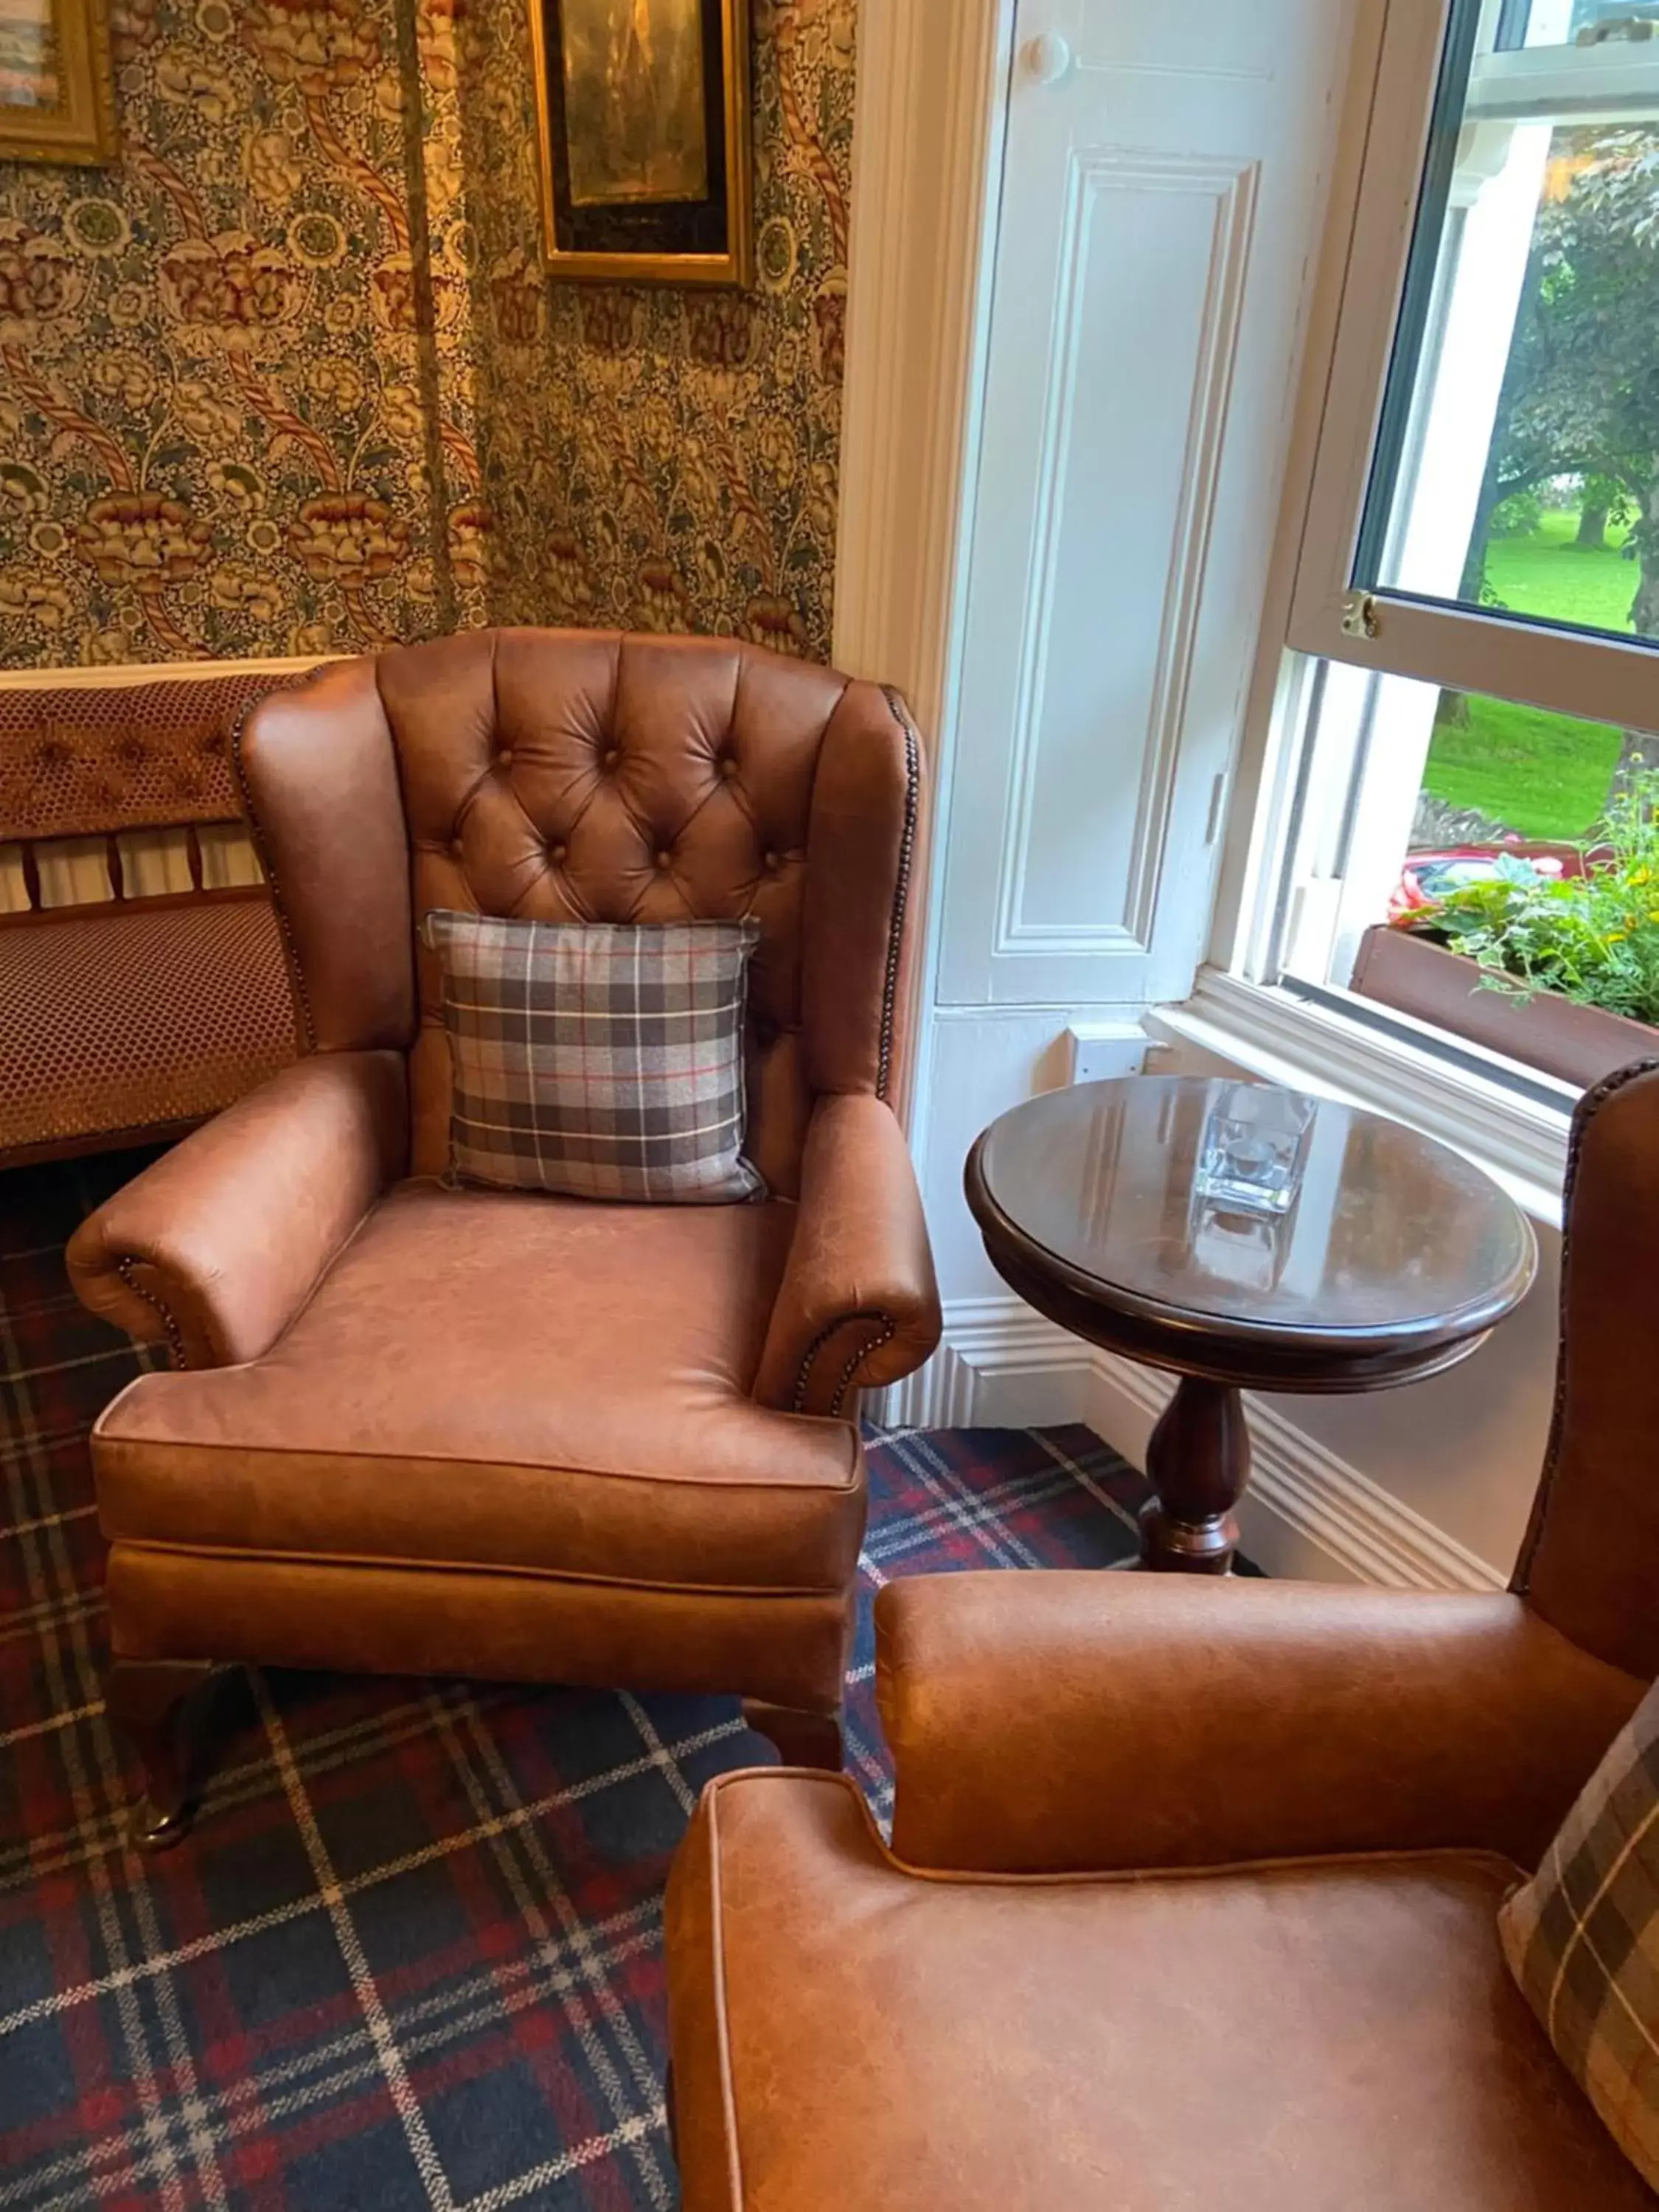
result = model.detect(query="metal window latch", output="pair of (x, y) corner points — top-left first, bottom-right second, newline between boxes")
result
(1340, 590), (1380, 641)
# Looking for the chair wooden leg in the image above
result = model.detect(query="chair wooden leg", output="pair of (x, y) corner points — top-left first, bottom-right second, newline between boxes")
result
(741, 1698), (844, 1772)
(104, 1658), (223, 1853)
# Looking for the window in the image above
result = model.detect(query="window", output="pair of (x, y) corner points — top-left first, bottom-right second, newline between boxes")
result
(1245, 0), (1659, 1054)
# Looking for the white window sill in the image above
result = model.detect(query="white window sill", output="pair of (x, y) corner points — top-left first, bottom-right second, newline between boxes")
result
(1147, 969), (1576, 1228)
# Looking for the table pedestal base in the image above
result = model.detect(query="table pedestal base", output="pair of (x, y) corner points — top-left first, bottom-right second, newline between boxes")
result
(1141, 1377), (1251, 1575)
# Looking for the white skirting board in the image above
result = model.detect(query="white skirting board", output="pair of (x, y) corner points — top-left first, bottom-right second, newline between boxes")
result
(882, 1298), (1506, 1593)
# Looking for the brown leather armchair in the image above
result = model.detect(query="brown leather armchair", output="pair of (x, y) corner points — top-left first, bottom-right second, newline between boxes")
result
(69, 628), (940, 1846)
(664, 1060), (1659, 2211)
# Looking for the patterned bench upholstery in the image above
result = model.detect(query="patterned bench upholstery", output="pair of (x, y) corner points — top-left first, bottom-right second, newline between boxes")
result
(0, 674), (302, 1168)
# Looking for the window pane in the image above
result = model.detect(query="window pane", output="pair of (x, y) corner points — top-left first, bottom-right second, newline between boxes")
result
(1355, 0), (1659, 650)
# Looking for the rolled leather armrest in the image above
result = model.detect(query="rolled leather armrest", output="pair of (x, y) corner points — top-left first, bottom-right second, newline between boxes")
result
(753, 1092), (942, 1417)
(67, 1049), (408, 1371)
(877, 1571), (1644, 1875)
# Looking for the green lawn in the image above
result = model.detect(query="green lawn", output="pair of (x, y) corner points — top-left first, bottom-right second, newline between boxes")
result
(1484, 505), (1638, 633)
(1419, 507), (1638, 840)
(1420, 695), (1623, 839)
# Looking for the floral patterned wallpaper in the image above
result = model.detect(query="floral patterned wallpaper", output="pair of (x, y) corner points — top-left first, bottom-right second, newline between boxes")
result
(0, 0), (857, 672)
(0, 0), (457, 664)
(453, 0), (857, 660)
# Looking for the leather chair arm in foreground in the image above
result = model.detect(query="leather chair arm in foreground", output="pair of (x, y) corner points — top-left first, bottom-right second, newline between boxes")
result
(755, 1092), (940, 1416)
(875, 1572), (1643, 1875)
(68, 1050), (409, 1371)
(664, 1061), (1659, 2212)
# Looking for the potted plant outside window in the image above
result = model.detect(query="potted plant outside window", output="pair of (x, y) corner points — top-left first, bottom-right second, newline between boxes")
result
(1351, 773), (1659, 1089)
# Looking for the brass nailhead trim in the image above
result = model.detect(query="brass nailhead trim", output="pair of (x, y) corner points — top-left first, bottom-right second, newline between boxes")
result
(792, 1308), (899, 1416)
(877, 687), (921, 1106)
(832, 1318), (897, 1417)
(116, 1259), (189, 1371)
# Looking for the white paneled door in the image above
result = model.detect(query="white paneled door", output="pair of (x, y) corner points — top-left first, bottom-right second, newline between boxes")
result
(939, 0), (1358, 1010)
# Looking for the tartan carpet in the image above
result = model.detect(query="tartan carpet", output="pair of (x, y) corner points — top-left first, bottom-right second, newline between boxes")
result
(1, 1152), (1151, 2211)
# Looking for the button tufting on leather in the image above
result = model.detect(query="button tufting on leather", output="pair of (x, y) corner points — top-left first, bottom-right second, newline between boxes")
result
(720, 757), (738, 779)
(449, 837), (464, 858)
(764, 850), (781, 872)
(498, 748), (514, 768)
(602, 747), (620, 770)
(655, 851), (672, 871)
(550, 841), (568, 863)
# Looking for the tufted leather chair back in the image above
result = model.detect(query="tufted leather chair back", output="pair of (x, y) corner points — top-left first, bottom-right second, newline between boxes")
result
(236, 629), (923, 1197)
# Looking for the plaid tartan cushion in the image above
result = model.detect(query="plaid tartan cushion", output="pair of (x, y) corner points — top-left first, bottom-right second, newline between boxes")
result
(421, 911), (764, 1203)
(1499, 1677), (1659, 2191)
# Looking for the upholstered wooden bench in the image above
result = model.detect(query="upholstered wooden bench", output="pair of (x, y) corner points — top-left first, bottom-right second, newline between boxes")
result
(0, 674), (302, 1169)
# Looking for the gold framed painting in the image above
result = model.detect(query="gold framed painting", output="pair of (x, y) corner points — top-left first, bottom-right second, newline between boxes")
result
(529, 0), (753, 288)
(0, 0), (116, 164)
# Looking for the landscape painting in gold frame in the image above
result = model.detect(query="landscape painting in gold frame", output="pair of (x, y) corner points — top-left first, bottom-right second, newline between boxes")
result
(529, 0), (753, 288)
(0, 0), (116, 164)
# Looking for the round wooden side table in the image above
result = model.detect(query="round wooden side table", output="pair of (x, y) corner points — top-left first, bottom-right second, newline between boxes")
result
(964, 1075), (1538, 1574)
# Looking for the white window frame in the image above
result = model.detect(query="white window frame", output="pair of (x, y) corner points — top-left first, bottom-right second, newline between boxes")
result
(1288, 0), (1659, 728)
(1188, 0), (1659, 1221)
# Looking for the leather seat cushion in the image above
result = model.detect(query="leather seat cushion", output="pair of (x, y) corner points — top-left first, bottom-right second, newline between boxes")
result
(667, 1772), (1655, 2212)
(94, 1181), (864, 1596)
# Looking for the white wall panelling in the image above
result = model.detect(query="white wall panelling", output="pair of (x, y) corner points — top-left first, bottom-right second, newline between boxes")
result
(989, 150), (1258, 976)
(874, 0), (1363, 1329)
(832, 0), (1015, 744)
(939, 0), (1361, 1014)
(832, 0), (1019, 1131)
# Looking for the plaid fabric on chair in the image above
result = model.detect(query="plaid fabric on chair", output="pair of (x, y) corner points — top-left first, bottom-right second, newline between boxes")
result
(1499, 1675), (1659, 2191)
(422, 912), (763, 1203)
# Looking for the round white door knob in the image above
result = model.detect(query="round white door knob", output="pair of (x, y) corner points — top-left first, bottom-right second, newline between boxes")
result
(1023, 30), (1073, 86)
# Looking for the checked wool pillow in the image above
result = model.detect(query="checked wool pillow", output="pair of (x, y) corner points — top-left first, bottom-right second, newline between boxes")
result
(1500, 1676), (1659, 2191)
(421, 911), (764, 1204)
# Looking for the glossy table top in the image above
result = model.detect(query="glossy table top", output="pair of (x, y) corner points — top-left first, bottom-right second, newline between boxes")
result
(967, 1077), (1537, 1354)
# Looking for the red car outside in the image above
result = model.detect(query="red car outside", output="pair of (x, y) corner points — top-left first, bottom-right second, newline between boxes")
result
(1390, 841), (1600, 924)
